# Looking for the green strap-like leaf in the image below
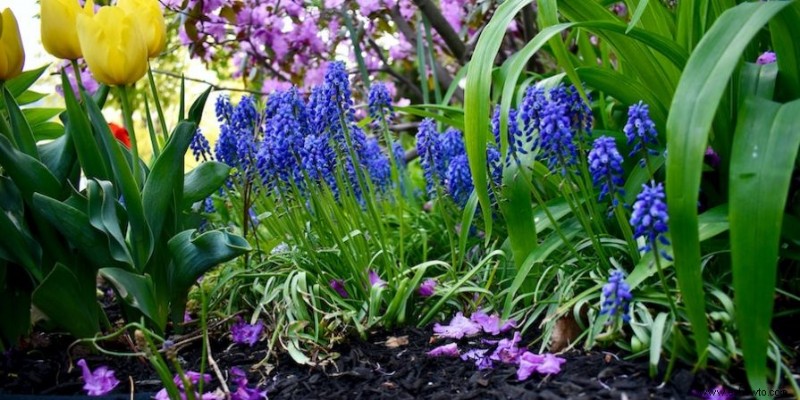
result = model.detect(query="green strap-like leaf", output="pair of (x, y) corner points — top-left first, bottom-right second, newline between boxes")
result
(4, 66), (48, 98)
(665, 1), (791, 369)
(100, 267), (165, 332)
(769, 2), (800, 101)
(729, 97), (800, 394)
(3, 86), (38, 158)
(187, 87), (212, 126)
(61, 72), (109, 182)
(0, 135), (62, 203)
(87, 180), (133, 266)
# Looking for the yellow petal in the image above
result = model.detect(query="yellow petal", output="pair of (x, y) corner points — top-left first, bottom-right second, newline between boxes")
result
(41, 0), (84, 60)
(118, 0), (166, 58)
(0, 8), (24, 81)
(76, 6), (146, 86)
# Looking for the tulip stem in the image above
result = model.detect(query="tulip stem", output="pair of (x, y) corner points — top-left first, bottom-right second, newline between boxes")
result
(117, 85), (141, 187)
(70, 60), (85, 94)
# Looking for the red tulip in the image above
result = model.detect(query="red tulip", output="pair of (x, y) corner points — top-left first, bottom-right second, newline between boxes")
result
(108, 122), (131, 149)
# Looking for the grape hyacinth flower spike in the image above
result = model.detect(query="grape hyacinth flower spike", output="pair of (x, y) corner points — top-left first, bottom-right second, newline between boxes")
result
(588, 136), (625, 206)
(630, 181), (671, 260)
(624, 101), (660, 168)
(600, 269), (633, 322)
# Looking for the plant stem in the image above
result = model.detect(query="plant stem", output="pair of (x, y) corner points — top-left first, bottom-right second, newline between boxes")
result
(117, 85), (142, 187)
(70, 59), (85, 93)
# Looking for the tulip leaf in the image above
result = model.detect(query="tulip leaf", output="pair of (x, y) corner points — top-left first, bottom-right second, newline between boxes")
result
(81, 90), (153, 269)
(3, 87), (38, 158)
(4, 66), (48, 99)
(0, 182), (42, 281)
(167, 229), (250, 321)
(62, 72), (109, 182)
(32, 263), (100, 339)
(32, 122), (65, 141)
(187, 86), (212, 126)
(0, 287), (31, 349)
(183, 161), (231, 207)
(23, 108), (63, 126)
(0, 135), (62, 203)
(100, 267), (165, 331)
(32, 192), (123, 269)
(142, 121), (196, 242)
(86, 180), (133, 267)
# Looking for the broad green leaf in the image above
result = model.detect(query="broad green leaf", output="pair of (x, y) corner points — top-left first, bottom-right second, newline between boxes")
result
(142, 121), (197, 242)
(81, 89), (153, 268)
(769, 2), (800, 101)
(167, 229), (250, 320)
(0, 135), (62, 203)
(0, 195), (42, 281)
(649, 312), (669, 377)
(37, 130), (77, 184)
(100, 267), (165, 331)
(729, 98), (800, 393)
(738, 63), (777, 106)
(665, 1), (791, 369)
(32, 263), (99, 339)
(62, 72), (109, 182)
(538, 0), (587, 102)
(15, 91), (47, 106)
(626, 0), (650, 34)
(0, 287), (31, 348)
(183, 161), (231, 207)
(3, 87), (38, 158)
(86, 180), (133, 266)
(23, 108), (63, 126)
(5, 66), (48, 98)
(32, 122), (65, 141)
(187, 87), (212, 126)
(32, 193), (124, 270)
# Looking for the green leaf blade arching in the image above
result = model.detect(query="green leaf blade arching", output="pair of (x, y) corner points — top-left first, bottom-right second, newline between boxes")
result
(183, 161), (231, 208)
(729, 98), (800, 394)
(32, 264), (99, 339)
(465, 0), (533, 238)
(665, 1), (791, 369)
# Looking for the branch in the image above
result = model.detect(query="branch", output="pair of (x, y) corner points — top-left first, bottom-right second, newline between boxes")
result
(411, 0), (467, 63)
(150, 69), (269, 96)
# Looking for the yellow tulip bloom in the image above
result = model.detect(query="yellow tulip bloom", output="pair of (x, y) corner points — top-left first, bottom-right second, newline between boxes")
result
(41, 0), (94, 60)
(0, 8), (24, 81)
(118, 0), (166, 58)
(76, 6), (147, 86)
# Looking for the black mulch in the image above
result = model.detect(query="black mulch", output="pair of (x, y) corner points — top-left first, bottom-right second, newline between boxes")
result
(4, 321), (793, 400)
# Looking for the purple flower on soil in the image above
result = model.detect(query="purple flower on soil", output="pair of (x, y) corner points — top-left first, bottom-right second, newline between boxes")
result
(702, 385), (734, 400)
(418, 278), (437, 297)
(757, 51), (776, 65)
(516, 352), (566, 380)
(184, 311), (192, 323)
(427, 342), (460, 357)
(461, 348), (493, 370)
(230, 367), (268, 400)
(230, 317), (264, 346)
(490, 331), (525, 364)
(330, 279), (349, 298)
(368, 270), (386, 288)
(600, 269), (633, 322)
(76, 359), (120, 396)
(470, 309), (516, 335)
(433, 312), (482, 339)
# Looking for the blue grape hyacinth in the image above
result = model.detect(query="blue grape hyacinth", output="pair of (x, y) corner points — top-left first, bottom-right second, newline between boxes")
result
(190, 129), (214, 162)
(624, 101), (660, 166)
(588, 136), (625, 205)
(537, 100), (577, 174)
(600, 269), (632, 322)
(445, 154), (474, 207)
(630, 181), (672, 259)
(368, 82), (395, 128)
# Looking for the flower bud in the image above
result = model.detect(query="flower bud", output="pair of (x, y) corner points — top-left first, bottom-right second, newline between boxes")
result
(76, 6), (147, 86)
(0, 8), (24, 81)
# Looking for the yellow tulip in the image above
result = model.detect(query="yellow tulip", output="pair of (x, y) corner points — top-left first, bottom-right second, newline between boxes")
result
(0, 8), (24, 81)
(118, 0), (166, 58)
(40, 0), (94, 60)
(76, 6), (147, 86)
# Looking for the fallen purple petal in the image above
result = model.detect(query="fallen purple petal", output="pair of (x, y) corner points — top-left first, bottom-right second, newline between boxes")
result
(490, 331), (524, 364)
(230, 317), (265, 346)
(461, 348), (493, 370)
(418, 278), (437, 297)
(536, 353), (567, 375)
(470, 309), (515, 335)
(433, 312), (482, 339)
(427, 342), (460, 357)
(76, 359), (119, 396)
(517, 351), (566, 380)
(330, 279), (349, 298)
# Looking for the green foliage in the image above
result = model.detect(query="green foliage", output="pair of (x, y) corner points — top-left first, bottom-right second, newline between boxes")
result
(0, 68), (248, 348)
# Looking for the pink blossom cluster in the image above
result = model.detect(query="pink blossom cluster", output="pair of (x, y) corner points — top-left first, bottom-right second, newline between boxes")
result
(165, 0), (479, 94)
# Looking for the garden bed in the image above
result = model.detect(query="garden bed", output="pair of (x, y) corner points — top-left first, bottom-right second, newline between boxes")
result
(2, 324), (786, 400)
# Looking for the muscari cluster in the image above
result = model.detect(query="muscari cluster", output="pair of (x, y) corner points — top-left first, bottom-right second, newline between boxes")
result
(196, 61), (401, 203)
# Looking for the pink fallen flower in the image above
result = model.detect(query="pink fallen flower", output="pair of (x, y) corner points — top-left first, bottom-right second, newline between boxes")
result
(517, 352), (566, 380)
(76, 359), (119, 396)
(433, 312), (482, 339)
(460, 348), (492, 370)
(427, 342), (460, 357)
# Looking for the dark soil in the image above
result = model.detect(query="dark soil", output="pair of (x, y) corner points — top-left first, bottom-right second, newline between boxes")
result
(2, 322), (795, 400)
